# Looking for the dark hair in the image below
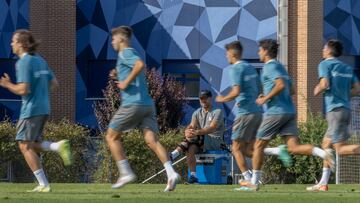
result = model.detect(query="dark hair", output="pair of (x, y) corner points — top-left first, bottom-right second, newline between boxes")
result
(199, 90), (212, 99)
(14, 29), (39, 54)
(111, 26), (133, 40)
(225, 41), (243, 57)
(326, 39), (343, 57)
(259, 39), (278, 58)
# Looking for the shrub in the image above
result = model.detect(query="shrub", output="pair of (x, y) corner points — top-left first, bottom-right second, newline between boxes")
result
(146, 68), (187, 132)
(94, 79), (120, 132)
(41, 120), (90, 183)
(0, 120), (18, 163)
(0, 120), (24, 181)
(0, 119), (90, 183)
(94, 68), (187, 133)
(93, 129), (186, 183)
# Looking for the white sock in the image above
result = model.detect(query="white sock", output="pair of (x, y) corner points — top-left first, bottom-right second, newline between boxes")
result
(312, 147), (326, 159)
(116, 159), (133, 177)
(242, 170), (252, 181)
(33, 169), (49, 187)
(264, 147), (280, 155)
(319, 168), (331, 185)
(190, 171), (197, 177)
(164, 161), (176, 178)
(41, 141), (60, 152)
(171, 150), (180, 159)
(251, 170), (261, 185)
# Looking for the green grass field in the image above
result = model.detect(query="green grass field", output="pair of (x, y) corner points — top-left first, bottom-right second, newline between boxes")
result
(0, 183), (359, 203)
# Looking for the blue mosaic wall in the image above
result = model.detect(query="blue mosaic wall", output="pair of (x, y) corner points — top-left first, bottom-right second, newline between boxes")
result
(76, 0), (278, 128)
(0, 0), (29, 120)
(0, 0), (357, 129)
(324, 0), (360, 55)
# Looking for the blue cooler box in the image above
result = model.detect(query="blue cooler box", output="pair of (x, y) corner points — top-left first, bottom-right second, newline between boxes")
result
(188, 150), (231, 184)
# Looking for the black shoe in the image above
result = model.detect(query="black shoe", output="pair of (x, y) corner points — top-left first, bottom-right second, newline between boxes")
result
(187, 175), (199, 184)
(169, 153), (174, 162)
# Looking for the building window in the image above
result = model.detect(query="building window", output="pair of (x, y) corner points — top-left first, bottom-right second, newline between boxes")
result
(162, 59), (200, 99)
(85, 60), (116, 100)
(355, 56), (360, 80)
(0, 59), (20, 101)
(245, 59), (263, 74)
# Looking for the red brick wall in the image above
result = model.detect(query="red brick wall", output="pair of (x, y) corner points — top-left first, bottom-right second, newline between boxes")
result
(29, 0), (76, 121)
(288, 0), (324, 122)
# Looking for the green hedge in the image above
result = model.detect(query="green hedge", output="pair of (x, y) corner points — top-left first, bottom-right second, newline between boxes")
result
(0, 120), (22, 181)
(41, 120), (90, 182)
(93, 129), (186, 183)
(0, 113), (333, 184)
(0, 120), (18, 163)
(0, 119), (90, 183)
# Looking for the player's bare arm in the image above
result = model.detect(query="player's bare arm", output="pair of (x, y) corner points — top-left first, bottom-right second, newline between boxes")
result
(116, 60), (145, 90)
(187, 120), (218, 138)
(109, 69), (118, 80)
(0, 73), (29, 96)
(314, 77), (329, 96)
(185, 118), (199, 137)
(256, 78), (285, 105)
(216, 85), (241, 103)
(350, 82), (360, 97)
(50, 78), (59, 92)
